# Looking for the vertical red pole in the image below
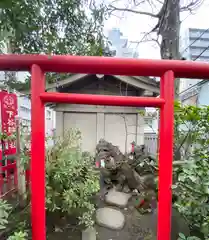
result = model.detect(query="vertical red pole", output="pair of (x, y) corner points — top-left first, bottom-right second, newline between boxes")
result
(157, 70), (174, 240)
(31, 65), (46, 240)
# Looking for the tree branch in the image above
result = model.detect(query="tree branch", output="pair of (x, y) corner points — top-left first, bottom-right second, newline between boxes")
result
(180, 0), (204, 12)
(109, 4), (159, 18)
(129, 21), (159, 48)
(155, 0), (163, 4)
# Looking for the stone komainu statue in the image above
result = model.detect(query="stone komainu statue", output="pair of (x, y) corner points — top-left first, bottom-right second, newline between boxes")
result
(95, 139), (157, 193)
(95, 139), (126, 190)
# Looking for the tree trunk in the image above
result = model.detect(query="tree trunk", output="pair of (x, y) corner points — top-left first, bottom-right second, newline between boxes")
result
(159, 0), (180, 98)
(4, 39), (17, 88)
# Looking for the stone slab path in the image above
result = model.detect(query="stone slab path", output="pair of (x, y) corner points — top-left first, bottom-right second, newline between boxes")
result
(96, 207), (125, 230)
(105, 189), (132, 208)
(95, 206), (154, 240)
(94, 189), (155, 240)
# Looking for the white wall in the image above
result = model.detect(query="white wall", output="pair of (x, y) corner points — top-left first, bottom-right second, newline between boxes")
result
(56, 104), (144, 153)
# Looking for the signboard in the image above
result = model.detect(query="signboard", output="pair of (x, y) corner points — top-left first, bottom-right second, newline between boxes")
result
(0, 91), (18, 156)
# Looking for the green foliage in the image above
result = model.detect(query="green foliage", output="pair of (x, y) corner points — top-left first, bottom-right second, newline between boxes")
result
(174, 102), (209, 160)
(178, 233), (201, 240)
(18, 127), (100, 228)
(173, 103), (209, 238)
(7, 231), (28, 240)
(45, 129), (99, 227)
(0, 199), (12, 230)
(0, 0), (107, 55)
(1, 128), (99, 231)
(0, 0), (109, 90)
(138, 110), (145, 116)
(0, 132), (16, 141)
(0, 199), (28, 239)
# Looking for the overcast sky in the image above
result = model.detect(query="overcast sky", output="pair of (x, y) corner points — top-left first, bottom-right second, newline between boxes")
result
(104, 0), (209, 59)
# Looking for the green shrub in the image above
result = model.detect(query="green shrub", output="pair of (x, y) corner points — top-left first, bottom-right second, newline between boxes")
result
(0, 199), (12, 230)
(17, 128), (100, 227)
(7, 231), (28, 240)
(173, 104), (209, 238)
(174, 151), (209, 237)
(45, 129), (100, 227)
(178, 233), (201, 240)
(0, 199), (28, 240)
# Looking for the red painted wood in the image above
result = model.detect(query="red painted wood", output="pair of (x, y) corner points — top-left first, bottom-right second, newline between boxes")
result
(40, 92), (165, 107)
(0, 54), (208, 79)
(157, 71), (175, 240)
(0, 54), (206, 240)
(31, 65), (46, 240)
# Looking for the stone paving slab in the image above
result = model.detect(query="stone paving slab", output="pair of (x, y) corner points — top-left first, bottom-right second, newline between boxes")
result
(96, 207), (125, 230)
(105, 189), (132, 208)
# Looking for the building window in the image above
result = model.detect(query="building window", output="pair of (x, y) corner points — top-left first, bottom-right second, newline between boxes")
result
(20, 106), (30, 114)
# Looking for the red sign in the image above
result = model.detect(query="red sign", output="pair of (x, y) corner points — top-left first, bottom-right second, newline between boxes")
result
(0, 91), (18, 156)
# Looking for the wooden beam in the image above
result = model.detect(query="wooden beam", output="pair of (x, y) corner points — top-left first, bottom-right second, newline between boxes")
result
(113, 75), (160, 94)
(46, 74), (89, 90)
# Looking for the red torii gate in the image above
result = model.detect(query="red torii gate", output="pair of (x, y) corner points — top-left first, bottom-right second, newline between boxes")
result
(0, 55), (209, 240)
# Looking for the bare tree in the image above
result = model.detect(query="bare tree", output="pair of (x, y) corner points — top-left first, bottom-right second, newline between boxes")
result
(108, 0), (204, 96)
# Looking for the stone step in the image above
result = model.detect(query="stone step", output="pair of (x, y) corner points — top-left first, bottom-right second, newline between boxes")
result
(96, 207), (125, 230)
(105, 189), (132, 208)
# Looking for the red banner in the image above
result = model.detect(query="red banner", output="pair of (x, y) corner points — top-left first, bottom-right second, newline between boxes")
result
(0, 91), (18, 156)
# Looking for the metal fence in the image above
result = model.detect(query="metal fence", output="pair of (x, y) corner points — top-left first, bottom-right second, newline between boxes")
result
(144, 133), (158, 157)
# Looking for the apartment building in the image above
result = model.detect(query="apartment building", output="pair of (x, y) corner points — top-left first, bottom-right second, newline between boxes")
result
(180, 27), (209, 92)
(107, 28), (139, 58)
